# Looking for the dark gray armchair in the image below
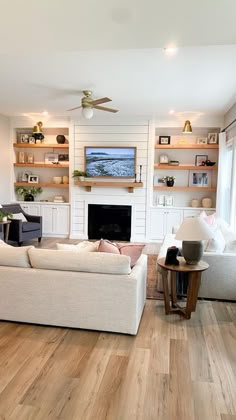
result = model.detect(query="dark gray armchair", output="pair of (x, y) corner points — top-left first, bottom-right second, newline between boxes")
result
(2, 203), (42, 246)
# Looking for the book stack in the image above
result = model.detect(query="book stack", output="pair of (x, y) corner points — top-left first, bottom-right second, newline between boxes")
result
(53, 195), (65, 203)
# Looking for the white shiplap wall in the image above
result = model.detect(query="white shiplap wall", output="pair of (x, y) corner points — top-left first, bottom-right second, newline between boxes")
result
(70, 122), (149, 241)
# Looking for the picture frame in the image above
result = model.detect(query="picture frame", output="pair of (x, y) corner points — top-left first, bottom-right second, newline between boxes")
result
(45, 153), (59, 163)
(196, 137), (208, 145)
(208, 133), (218, 144)
(195, 154), (208, 166)
(28, 175), (39, 183)
(159, 136), (171, 145)
(165, 195), (174, 206)
(20, 134), (30, 144)
(28, 137), (35, 144)
(22, 171), (32, 182)
(189, 170), (211, 187)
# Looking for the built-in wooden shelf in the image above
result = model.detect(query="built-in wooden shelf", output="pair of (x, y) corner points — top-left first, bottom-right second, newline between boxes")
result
(75, 181), (143, 193)
(154, 164), (217, 170)
(14, 163), (69, 168)
(155, 144), (219, 149)
(14, 182), (69, 188)
(153, 186), (217, 192)
(13, 143), (69, 149)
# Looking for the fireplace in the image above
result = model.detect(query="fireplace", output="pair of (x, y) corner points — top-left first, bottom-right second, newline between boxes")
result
(88, 204), (132, 241)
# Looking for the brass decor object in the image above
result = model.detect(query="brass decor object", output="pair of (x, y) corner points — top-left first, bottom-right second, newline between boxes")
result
(67, 90), (119, 114)
(182, 120), (192, 133)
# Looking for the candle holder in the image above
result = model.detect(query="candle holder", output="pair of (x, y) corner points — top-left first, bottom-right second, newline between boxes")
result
(134, 173), (137, 183)
(139, 165), (142, 183)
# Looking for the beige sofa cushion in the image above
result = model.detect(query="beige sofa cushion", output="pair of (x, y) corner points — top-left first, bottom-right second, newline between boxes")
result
(56, 241), (99, 253)
(0, 245), (33, 268)
(28, 248), (131, 275)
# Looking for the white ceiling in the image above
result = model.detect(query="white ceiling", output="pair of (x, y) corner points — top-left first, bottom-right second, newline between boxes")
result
(1, 0), (236, 119)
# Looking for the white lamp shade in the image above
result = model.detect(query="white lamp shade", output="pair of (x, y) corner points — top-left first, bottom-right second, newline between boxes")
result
(82, 107), (94, 119)
(175, 217), (213, 241)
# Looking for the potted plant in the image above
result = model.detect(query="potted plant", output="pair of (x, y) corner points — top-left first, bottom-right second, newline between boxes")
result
(72, 170), (88, 182)
(162, 176), (176, 187)
(15, 186), (43, 201)
(0, 210), (13, 222)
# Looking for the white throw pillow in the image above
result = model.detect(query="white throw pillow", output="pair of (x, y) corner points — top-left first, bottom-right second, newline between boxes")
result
(205, 227), (226, 253)
(0, 245), (34, 267)
(9, 212), (27, 222)
(56, 241), (99, 253)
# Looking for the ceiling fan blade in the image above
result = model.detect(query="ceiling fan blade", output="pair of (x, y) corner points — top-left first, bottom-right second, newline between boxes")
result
(91, 97), (112, 106)
(94, 105), (119, 113)
(67, 105), (82, 111)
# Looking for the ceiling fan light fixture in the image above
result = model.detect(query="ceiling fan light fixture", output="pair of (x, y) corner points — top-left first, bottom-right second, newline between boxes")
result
(182, 120), (192, 133)
(82, 107), (94, 120)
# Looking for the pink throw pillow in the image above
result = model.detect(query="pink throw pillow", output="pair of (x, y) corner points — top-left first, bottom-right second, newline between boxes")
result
(98, 239), (120, 254)
(117, 244), (144, 268)
(200, 211), (216, 226)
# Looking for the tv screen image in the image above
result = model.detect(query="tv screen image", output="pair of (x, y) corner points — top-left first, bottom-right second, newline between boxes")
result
(84, 147), (136, 177)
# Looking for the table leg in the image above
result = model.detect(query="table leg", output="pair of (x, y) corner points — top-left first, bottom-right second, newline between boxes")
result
(4, 223), (10, 243)
(162, 269), (171, 314)
(185, 272), (201, 318)
(171, 271), (178, 308)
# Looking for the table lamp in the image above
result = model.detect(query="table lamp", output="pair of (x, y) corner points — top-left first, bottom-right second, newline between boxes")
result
(175, 217), (213, 264)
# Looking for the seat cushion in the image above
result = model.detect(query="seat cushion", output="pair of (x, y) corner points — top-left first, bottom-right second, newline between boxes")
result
(22, 222), (40, 232)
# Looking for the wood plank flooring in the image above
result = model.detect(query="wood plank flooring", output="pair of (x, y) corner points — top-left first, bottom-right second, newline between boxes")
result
(1, 237), (235, 419)
(0, 301), (235, 419)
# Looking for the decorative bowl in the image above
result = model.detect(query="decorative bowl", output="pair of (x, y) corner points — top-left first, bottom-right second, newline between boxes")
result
(205, 162), (216, 166)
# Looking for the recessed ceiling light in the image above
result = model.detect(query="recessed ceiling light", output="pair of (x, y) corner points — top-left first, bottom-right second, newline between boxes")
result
(169, 109), (175, 114)
(164, 46), (178, 56)
(42, 111), (48, 116)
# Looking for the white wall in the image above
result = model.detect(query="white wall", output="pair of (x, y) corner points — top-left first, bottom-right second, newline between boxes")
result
(224, 103), (236, 139)
(70, 119), (150, 242)
(0, 114), (11, 203)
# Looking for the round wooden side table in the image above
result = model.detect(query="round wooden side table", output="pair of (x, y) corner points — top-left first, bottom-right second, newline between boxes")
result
(157, 256), (209, 319)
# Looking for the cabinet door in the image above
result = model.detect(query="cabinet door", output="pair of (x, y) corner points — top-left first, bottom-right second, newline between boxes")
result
(21, 204), (41, 216)
(150, 209), (165, 240)
(41, 205), (54, 234)
(165, 210), (183, 234)
(53, 206), (69, 235)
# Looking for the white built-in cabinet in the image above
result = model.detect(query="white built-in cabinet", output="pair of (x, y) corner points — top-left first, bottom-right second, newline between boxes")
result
(20, 202), (70, 237)
(150, 207), (215, 240)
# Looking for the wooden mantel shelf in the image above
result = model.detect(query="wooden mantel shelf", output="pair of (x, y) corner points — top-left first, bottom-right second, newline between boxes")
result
(75, 181), (143, 193)
(153, 186), (216, 192)
(13, 143), (69, 149)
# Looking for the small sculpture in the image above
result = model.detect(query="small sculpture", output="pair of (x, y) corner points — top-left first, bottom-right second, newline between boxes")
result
(165, 246), (180, 265)
(32, 121), (44, 142)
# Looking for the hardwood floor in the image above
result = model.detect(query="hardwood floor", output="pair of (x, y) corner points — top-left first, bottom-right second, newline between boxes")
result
(2, 238), (235, 419)
(0, 300), (235, 419)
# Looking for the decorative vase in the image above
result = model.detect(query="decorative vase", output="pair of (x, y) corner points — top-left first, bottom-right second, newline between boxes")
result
(202, 197), (212, 208)
(167, 180), (174, 187)
(56, 135), (66, 144)
(24, 193), (34, 201)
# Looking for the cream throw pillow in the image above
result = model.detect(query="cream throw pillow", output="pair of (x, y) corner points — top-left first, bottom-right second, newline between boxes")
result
(0, 245), (34, 267)
(56, 241), (99, 253)
(205, 227), (225, 253)
(9, 212), (27, 222)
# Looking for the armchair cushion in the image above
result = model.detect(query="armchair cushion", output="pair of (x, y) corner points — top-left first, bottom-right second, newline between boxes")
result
(22, 222), (41, 232)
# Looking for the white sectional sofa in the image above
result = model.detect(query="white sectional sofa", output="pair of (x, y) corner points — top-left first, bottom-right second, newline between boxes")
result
(157, 234), (236, 300)
(0, 246), (147, 335)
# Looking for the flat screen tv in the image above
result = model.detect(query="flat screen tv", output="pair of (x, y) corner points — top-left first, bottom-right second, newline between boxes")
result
(84, 147), (136, 177)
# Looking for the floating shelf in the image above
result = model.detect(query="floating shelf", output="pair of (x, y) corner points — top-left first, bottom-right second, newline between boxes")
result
(154, 164), (217, 170)
(75, 181), (143, 193)
(14, 163), (69, 168)
(13, 143), (69, 149)
(14, 182), (69, 188)
(155, 144), (219, 149)
(153, 186), (216, 192)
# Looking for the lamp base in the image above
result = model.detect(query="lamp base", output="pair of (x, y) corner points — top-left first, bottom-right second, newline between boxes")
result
(182, 241), (203, 265)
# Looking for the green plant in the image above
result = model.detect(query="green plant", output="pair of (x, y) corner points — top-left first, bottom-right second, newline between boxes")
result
(15, 186), (42, 198)
(0, 210), (13, 221)
(72, 170), (88, 178)
(162, 176), (176, 182)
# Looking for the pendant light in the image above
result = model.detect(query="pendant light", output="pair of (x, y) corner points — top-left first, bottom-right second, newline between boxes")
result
(182, 120), (192, 133)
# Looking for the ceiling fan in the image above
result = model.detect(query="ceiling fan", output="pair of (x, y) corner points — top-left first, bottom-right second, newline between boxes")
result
(67, 90), (119, 119)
